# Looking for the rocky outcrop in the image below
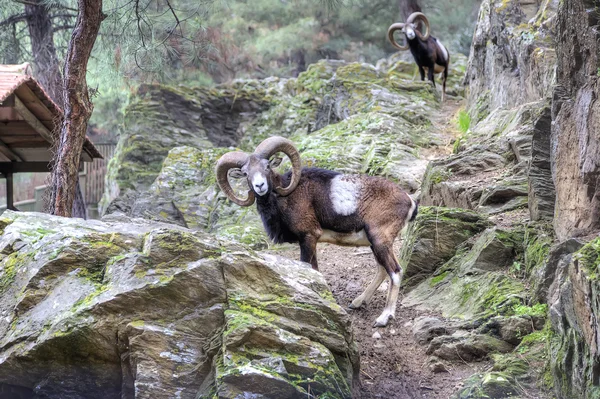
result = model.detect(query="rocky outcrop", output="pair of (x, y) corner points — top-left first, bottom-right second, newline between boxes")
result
(100, 82), (272, 216)
(0, 211), (358, 398)
(402, 223), (528, 320)
(399, 207), (490, 286)
(551, 0), (600, 240)
(420, 102), (542, 216)
(464, 0), (557, 121)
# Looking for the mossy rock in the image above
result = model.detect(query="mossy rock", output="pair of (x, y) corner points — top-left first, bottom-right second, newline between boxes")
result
(399, 206), (491, 286)
(101, 82), (273, 215)
(549, 237), (600, 399)
(454, 372), (522, 398)
(291, 112), (429, 191)
(403, 226), (529, 320)
(214, 310), (352, 399)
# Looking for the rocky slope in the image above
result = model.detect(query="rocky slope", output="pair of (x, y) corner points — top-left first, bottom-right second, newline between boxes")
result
(2, 0), (600, 397)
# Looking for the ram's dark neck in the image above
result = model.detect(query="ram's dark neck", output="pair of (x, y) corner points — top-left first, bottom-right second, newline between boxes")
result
(408, 36), (429, 58)
(255, 171), (297, 244)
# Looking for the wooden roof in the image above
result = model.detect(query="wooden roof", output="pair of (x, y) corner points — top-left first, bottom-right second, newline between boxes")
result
(0, 64), (102, 172)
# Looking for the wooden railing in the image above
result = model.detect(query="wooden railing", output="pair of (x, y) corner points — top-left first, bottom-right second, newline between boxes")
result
(0, 142), (117, 218)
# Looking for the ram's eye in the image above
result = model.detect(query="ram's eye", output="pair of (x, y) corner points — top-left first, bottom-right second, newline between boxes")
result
(243, 171), (248, 177)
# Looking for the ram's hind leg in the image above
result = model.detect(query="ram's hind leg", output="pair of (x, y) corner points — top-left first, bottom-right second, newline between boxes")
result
(348, 265), (387, 309)
(366, 227), (404, 328)
(442, 66), (448, 102)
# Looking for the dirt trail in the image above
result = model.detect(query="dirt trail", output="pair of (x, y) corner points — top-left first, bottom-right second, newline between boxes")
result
(268, 98), (486, 398)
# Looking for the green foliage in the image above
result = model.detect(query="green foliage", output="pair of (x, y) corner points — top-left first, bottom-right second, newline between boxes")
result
(575, 237), (600, 280)
(512, 303), (548, 318)
(453, 108), (472, 153)
(457, 109), (471, 133)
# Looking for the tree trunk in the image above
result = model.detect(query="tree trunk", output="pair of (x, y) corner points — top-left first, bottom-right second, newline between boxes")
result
(399, 0), (422, 20)
(24, 0), (64, 109)
(49, 0), (104, 217)
(4, 24), (21, 64)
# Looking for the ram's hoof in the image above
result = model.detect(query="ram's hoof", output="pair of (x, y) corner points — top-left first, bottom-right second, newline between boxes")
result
(372, 314), (393, 328)
(348, 300), (364, 310)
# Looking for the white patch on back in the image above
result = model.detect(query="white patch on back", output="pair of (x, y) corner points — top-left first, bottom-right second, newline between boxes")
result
(330, 175), (361, 216)
(437, 39), (449, 62)
(252, 173), (268, 195)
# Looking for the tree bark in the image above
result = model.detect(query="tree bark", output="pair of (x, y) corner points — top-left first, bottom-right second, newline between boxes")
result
(49, 0), (104, 217)
(24, 0), (64, 109)
(399, 0), (422, 20)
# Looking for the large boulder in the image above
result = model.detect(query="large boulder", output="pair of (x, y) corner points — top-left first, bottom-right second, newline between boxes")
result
(402, 232), (526, 321)
(0, 211), (358, 399)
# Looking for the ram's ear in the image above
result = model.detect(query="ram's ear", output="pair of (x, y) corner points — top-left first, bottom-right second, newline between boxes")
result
(269, 156), (283, 169)
(228, 169), (246, 179)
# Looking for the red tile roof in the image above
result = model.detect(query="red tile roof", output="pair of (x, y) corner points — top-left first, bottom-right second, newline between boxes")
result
(0, 68), (102, 160)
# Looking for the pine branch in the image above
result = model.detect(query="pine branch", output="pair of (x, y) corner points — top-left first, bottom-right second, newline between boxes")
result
(11, 0), (78, 12)
(52, 24), (75, 31)
(0, 14), (28, 29)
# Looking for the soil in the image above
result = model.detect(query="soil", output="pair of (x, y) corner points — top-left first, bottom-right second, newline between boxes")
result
(267, 99), (493, 399)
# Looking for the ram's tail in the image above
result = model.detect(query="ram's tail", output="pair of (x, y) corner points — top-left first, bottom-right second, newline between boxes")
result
(408, 196), (419, 222)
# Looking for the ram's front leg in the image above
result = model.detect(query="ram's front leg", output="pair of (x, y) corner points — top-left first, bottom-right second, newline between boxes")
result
(299, 234), (319, 270)
(349, 265), (387, 309)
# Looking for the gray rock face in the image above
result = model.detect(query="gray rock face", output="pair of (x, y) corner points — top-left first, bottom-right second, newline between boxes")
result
(528, 106), (556, 221)
(0, 211), (358, 399)
(464, 0), (556, 121)
(551, 0), (600, 240)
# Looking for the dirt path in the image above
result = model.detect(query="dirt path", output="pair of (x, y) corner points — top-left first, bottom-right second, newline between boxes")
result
(268, 99), (486, 398)
(271, 243), (489, 399)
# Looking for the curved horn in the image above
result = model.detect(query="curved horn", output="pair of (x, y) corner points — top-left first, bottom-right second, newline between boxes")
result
(215, 151), (255, 207)
(407, 12), (430, 40)
(387, 22), (409, 51)
(254, 136), (301, 196)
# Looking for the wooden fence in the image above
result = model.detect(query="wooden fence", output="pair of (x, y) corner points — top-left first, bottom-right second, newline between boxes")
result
(82, 143), (117, 208)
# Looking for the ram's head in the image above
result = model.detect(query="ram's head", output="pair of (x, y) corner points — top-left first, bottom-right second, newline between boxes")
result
(215, 136), (302, 206)
(387, 12), (431, 50)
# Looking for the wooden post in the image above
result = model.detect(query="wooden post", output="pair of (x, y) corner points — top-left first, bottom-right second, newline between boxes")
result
(6, 172), (14, 211)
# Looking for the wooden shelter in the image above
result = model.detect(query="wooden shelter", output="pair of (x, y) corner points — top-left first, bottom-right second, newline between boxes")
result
(0, 63), (102, 211)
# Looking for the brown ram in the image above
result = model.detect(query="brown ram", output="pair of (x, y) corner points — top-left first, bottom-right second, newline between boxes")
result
(215, 136), (418, 327)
